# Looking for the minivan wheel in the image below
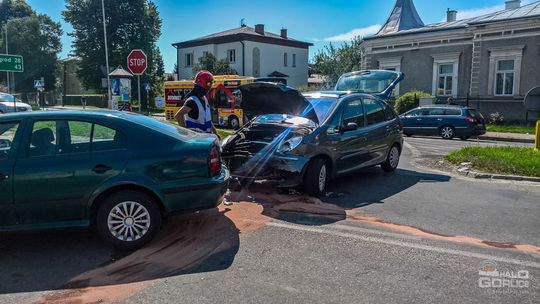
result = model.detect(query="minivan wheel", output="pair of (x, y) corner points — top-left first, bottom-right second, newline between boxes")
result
(304, 158), (327, 197)
(96, 190), (162, 250)
(228, 116), (240, 130)
(439, 126), (456, 140)
(381, 144), (400, 172)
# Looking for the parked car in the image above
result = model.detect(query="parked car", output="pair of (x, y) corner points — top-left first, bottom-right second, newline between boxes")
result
(0, 93), (32, 113)
(222, 70), (404, 197)
(399, 105), (486, 140)
(0, 110), (229, 249)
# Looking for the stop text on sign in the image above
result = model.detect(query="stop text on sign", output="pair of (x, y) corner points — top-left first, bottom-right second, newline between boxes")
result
(127, 49), (148, 75)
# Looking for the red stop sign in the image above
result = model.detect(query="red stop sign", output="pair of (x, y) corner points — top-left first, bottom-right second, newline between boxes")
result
(127, 49), (147, 75)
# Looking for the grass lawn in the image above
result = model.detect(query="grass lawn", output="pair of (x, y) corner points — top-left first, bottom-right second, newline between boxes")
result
(486, 124), (536, 134)
(216, 128), (234, 139)
(446, 146), (540, 177)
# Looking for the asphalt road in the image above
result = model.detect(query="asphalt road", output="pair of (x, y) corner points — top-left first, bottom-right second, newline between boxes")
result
(0, 137), (538, 304)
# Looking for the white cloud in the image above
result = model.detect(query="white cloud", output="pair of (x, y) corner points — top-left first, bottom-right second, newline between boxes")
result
(324, 24), (382, 42)
(452, 0), (536, 21)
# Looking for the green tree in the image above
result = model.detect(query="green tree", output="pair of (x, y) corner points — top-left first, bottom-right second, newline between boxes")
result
(0, 0), (33, 25)
(193, 52), (236, 76)
(312, 36), (364, 87)
(154, 47), (165, 78)
(0, 14), (63, 92)
(394, 90), (432, 114)
(63, 0), (162, 98)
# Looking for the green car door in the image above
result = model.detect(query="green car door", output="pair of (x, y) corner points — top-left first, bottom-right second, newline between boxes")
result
(13, 119), (128, 225)
(0, 120), (22, 226)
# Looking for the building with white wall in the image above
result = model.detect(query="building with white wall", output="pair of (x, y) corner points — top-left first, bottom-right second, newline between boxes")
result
(173, 24), (312, 88)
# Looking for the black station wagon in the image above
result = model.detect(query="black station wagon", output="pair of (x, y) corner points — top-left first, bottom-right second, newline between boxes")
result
(400, 105), (486, 140)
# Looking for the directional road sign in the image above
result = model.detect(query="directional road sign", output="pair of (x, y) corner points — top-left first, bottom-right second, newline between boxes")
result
(0, 54), (24, 72)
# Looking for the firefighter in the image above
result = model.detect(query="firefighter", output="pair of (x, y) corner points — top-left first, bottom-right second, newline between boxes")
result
(175, 70), (220, 139)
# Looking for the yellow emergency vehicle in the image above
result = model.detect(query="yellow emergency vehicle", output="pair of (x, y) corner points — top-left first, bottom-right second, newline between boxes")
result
(164, 75), (255, 129)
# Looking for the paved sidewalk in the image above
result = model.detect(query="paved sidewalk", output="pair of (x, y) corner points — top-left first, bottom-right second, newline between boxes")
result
(478, 131), (535, 143)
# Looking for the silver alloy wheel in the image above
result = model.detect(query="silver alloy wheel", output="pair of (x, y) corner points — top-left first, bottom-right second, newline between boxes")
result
(441, 126), (454, 139)
(107, 201), (151, 242)
(389, 146), (400, 168)
(318, 164), (327, 192)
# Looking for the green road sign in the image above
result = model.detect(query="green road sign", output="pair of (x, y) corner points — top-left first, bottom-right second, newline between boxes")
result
(0, 54), (24, 72)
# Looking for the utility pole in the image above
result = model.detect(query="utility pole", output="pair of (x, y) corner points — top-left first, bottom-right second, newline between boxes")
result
(101, 0), (112, 109)
(5, 24), (10, 94)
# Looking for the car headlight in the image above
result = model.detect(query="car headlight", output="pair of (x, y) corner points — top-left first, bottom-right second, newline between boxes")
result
(278, 136), (303, 153)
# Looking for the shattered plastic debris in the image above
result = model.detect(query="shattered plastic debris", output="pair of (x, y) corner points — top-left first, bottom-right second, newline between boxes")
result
(223, 189), (233, 206)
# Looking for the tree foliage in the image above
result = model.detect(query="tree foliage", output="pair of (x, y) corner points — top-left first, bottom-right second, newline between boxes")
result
(0, 1), (62, 92)
(0, 0), (33, 25)
(63, 0), (162, 100)
(193, 52), (237, 77)
(312, 37), (364, 88)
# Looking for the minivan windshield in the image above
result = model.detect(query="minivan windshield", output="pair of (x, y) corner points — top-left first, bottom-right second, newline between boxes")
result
(335, 70), (399, 93)
(306, 97), (337, 123)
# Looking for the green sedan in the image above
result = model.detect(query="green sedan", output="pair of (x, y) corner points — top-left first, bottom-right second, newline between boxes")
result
(0, 110), (229, 249)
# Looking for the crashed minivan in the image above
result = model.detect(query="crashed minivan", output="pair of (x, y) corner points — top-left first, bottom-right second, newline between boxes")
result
(222, 70), (404, 196)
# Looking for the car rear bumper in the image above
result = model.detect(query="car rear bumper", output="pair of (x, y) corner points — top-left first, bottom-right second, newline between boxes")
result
(457, 127), (486, 136)
(160, 167), (230, 213)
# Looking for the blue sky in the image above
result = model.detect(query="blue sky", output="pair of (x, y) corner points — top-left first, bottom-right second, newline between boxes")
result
(25, 0), (536, 72)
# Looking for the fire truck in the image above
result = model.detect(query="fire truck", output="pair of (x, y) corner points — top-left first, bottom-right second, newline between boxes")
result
(164, 75), (255, 129)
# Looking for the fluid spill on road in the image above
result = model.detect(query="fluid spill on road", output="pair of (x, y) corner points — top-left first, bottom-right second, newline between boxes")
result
(346, 210), (540, 254)
(35, 186), (539, 303)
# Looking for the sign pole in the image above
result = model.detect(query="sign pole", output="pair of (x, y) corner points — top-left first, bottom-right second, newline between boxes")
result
(101, 0), (112, 109)
(5, 25), (10, 94)
(137, 75), (141, 113)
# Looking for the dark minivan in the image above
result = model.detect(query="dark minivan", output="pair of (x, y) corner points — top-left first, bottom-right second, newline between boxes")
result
(400, 105), (486, 140)
(222, 70), (404, 197)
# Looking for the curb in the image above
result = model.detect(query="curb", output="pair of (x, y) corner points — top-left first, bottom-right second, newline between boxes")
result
(477, 135), (535, 144)
(456, 164), (540, 183)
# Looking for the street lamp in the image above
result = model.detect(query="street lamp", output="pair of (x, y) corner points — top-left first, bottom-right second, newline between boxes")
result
(101, 0), (112, 109)
(4, 21), (10, 94)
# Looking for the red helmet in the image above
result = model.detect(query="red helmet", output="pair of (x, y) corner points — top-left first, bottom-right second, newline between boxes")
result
(194, 70), (214, 90)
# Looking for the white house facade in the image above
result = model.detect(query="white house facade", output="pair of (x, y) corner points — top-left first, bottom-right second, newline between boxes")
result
(173, 24), (312, 88)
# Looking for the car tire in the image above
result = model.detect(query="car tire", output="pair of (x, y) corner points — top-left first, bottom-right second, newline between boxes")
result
(228, 115), (240, 130)
(439, 125), (456, 140)
(304, 158), (327, 197)
(381, 144), (401, 172)
(96, 190), (162, 250)
(459, 136), (470, 141)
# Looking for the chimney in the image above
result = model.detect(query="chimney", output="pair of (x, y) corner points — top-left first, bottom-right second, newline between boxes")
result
(505, 0), (521, 10)
(280, 28), (288, 39)
(446, 9), (457, 22)
(255, 24), (265, 35)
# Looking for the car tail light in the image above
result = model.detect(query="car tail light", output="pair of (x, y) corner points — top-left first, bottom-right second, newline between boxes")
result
(466, 117), (478, 123)
(209, 146), (221, 176)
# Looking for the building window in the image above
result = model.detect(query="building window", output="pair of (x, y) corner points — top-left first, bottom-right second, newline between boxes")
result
(431, 53), (460, 98)
(284, 53), (288, 67)
(495, 59), (515, 96)
(436, 64), (454, 96)
(488, 46), (523, 97)
(292, 54), (296, 68)
(185, 53), (193, 67)
(227, 49), (236, 63)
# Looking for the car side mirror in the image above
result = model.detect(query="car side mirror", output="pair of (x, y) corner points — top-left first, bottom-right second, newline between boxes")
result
(342, 122), (358, 132)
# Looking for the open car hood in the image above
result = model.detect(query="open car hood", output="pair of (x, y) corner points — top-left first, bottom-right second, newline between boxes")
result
(238, 82), (319, 124)
(335, 70), (404, 100)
